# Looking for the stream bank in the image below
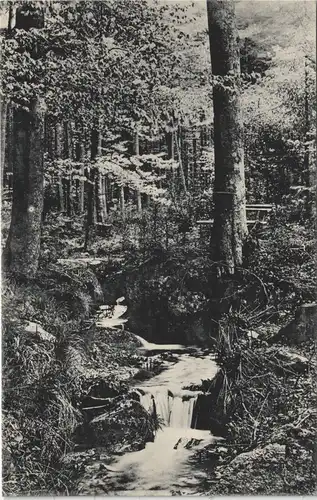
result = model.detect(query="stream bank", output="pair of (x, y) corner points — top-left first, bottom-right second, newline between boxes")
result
(60, 298), (221, 496)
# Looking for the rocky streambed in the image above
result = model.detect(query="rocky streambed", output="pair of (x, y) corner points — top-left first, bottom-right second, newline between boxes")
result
(62, 299), (222, 496)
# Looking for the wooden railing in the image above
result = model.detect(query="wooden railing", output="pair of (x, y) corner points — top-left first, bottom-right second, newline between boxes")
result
(197, 204), (274, 234)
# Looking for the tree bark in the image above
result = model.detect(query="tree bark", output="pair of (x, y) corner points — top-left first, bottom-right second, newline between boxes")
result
(176, 125), (188, 194)
(302, 56), (310, 188)
(0, 95), (7, 184)
(120, 185), (125, 218)
(167, 127), (176, 195)
(55, 123), (64, 212)
(135, 127), (142, 212)
(84, 128), (98, 250)
(95, 121), (108, 222)
(3, 98), (45, 278)
(207, 0), (247, 274)
(98, 175), (108, 220)
(75, 140), (85, 213)
(46, 117), (54, 159)
(8, 4), (14, 34)
(63, 121), (72, 217)
(3, 5), (45, 279)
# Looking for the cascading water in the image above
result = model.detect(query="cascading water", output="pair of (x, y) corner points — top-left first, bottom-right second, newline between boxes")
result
(95, 301), (220, 495)
(105, 352), (219, 495)
(136, 389), (199, 429)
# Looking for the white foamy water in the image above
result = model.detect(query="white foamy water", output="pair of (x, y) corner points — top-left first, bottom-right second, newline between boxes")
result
(107, 341), (219, 495)
(95, 302), (219, 495)
(134, 333), (185, 352)
(109, 427), (218, 495)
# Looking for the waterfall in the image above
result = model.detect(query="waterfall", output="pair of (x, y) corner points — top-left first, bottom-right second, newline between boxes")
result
(137, 388), (199, 430)
(94, 305), (220, 495)
(170, 396), (197, 429)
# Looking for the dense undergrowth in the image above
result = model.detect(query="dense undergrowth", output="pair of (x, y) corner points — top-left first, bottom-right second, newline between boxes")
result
(200, 209), (316, 494)
(1, 260), (156, 495)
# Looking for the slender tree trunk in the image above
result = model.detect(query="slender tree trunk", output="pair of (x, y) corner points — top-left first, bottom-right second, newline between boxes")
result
(176, 125), (188, 194)
(75, 139), (85, 214)
(302, 56), (310, 188)
(167, 127), (176, 195)
(46, 117), (54, 159)
(3, 5), (45, 279)
(94, 119), (109, 223)
(99, 175), (108, 220)
(207, 0), (247, 274)
(80, 164), (85, 213)
(135, 127), (142, 212)
(63, 121), (72, 217)
(55, 123), (64, 212)
(0, 95), (7, 184)
(84, 128), (98, 250)
(120, 185), (125, 218)
(6, 105), (14, 191)
(8, 4), (14, 34)
(193, 127), (198, 193)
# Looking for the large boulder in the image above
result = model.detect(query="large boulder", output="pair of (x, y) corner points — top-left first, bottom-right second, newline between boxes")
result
(273, 303), (316, 345)
(212, 443), (287, 494)
(209, 423), (315, 495)
(213, 440), (315, 495)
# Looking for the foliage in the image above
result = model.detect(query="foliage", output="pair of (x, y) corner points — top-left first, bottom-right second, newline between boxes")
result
(207, 314), (316, 494)
(1, 0), (196, 130)
(245, 213), (316, 312)
(1, 262), (144, 495)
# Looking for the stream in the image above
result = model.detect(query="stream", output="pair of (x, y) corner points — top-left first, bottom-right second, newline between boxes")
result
(96, 301), (220, 496)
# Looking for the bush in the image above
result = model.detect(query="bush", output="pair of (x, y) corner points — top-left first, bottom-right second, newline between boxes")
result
(245, 213), (316, 312)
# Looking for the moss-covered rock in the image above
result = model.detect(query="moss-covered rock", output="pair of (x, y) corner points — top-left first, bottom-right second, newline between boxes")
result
(210, 438), (315, 495)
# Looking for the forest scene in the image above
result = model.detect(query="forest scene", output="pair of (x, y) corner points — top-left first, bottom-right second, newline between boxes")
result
(1, 0), (316, 496)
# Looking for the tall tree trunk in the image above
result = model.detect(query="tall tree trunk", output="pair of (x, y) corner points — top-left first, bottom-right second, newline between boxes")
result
(3, 5), (45, 279)
(55, 123), (64, 212)
(5, 104), (14, 191)
(193, 127), (199, 193)
(176, 125), (188, 194)
(46, 117), (54, 159)
(207, 0), (247, 275)
(98, 175), (108, 221)
(302, 55), (310, 188)
(63, 121), (72, 217)
(84, 128), (98, 250)
(167, 127), (176, 196)
(95, 121), (108, 223)
(135, 127), (142, 212)
(75, 139), (85, 214)
(0, 95), (7, 184)
(8, 4), (14, 34)
(120, 185), (125, 218)
(3, 98), (45, 278)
